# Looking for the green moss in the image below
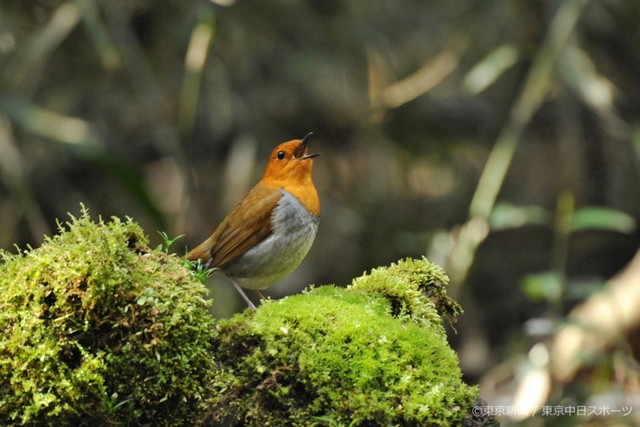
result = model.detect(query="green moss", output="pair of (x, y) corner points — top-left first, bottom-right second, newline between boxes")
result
(0, 208), (478, 425)
(0, 209), (217, 425)
(349, 257), (463, 328)
(207, 259), (477, 426)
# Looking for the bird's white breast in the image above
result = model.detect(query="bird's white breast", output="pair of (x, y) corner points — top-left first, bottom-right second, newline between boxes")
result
(224, 190), (319, 290)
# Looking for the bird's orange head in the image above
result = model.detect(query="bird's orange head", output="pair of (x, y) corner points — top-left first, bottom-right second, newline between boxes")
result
(260, 132), (320, 215)
(261, 133), (318, 187)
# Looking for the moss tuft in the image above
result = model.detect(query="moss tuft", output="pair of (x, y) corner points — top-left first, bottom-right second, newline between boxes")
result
(207, 259), (477, 426)
(350, 257), (463, 328)
(0, 209), (217, 425)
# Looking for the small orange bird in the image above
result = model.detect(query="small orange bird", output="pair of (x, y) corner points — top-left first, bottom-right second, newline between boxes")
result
(188, 133), (320, 308)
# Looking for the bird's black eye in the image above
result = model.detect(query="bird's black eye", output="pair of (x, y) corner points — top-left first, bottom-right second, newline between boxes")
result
(276, 151), (286, 160)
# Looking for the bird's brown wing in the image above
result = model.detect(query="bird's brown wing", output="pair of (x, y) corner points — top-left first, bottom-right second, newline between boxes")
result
(188, 183), (282, 268)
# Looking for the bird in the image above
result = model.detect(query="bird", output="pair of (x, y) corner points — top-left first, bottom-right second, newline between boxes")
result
(188, 133), (320, 308)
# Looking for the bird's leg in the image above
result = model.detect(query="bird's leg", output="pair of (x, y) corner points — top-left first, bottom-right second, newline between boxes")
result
(253, 289), (266, 300)
(230, 277), (256, 309)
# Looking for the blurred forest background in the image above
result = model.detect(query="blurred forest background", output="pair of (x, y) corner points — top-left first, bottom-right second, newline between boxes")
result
(2, 0), (640, 425)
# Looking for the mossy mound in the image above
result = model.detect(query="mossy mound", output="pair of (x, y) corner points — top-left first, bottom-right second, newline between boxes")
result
(349, 257), (463, 329)
(0, 210), (217, 425)
(207, 259), (478, 426)
(0, 209), (480, 425)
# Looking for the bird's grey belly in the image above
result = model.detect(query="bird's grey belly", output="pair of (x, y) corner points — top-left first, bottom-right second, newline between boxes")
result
(224, 191), (319, 290)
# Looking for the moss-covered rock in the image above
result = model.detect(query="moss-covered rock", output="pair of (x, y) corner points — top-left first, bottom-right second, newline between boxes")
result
(206, 259), (478, 426)
(0, 209), (481, 426)
(0, 210), (217, 425)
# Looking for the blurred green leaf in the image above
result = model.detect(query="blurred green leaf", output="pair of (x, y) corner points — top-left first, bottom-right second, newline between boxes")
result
(571, 207), (636, 233)
(462, 44), (520, 95)
(559, 45), (616, 112)
(0, 91), (99, 149)
(7, 2), (80, 86)
(521, 272), (563, 302)
(179, 6), (215, 138)
(566, 278), (605, 300)
(74, 0), (121, 70)
(633, 124), (640, 161)
(489, 202), (552, 231)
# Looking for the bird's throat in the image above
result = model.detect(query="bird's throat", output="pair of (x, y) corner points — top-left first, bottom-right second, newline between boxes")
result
(282, 183), (320, 217)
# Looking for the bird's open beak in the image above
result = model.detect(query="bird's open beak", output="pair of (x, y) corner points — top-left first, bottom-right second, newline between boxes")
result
(295, 132), (319, 159)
